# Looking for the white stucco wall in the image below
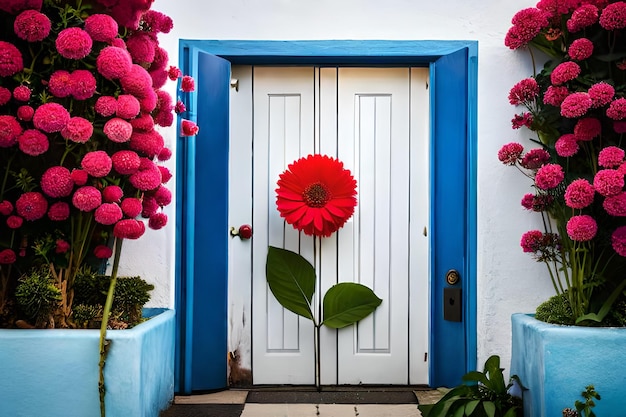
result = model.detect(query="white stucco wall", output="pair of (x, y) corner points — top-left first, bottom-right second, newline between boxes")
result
(134, 0), (556, 377)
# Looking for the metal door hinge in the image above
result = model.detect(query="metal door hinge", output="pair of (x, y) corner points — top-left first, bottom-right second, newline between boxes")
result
(230, 78), (239, 92)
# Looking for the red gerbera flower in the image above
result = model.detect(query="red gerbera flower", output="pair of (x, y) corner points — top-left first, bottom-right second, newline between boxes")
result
(275, 154), (357, 237)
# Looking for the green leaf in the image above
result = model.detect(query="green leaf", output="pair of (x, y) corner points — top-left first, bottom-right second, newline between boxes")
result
(452, 403), (466, 417)
(464, 400), (480, 415)
(575, 279), (626, 325)
(321, 282), (382, 328)
(462, 371), (489, 386)
(265, 246), (316, 321)
(503, 408), (519, 417)
(484, 355), (506, 394)
(482, 401), (496, 417)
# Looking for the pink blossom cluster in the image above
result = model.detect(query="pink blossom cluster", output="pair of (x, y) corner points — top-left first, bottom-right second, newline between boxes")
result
(0, 0), (199, 270)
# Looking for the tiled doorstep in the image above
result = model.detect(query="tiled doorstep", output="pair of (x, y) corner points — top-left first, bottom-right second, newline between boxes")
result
(174, 390), (249, 404)
(240, 404), (422, 417)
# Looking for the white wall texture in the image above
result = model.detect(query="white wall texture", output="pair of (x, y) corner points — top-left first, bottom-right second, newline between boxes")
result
(133, 0), (557, 379)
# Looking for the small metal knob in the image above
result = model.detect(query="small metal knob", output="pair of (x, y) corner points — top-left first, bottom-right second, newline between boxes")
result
(230, 224), (252, 240)
(446, 269), (460, 285)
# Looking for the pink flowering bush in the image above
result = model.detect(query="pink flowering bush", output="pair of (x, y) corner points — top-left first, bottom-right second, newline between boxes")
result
(0, 0), (198, 329)
(501, 0), (626, 326)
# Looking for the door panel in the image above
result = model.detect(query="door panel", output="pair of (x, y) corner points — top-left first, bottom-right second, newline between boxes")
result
(237, 66), (430, 385)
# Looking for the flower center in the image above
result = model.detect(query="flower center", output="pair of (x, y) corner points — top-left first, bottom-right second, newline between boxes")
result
(303, 182), (331, 208)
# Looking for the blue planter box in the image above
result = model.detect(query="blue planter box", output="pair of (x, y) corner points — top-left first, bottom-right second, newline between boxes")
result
(0, 308), (175, 417)
(511, 313), (626, 417)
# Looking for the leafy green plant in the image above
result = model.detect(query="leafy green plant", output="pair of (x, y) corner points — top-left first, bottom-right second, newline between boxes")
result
(15, 267), (62, 328)
(418, 355), (523, 417)
(535, 294), (575, 325)
(563, 385), (601, 417)
(266, 246), (382, 388)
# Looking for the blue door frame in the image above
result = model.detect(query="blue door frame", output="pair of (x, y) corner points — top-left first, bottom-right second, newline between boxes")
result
(175, 40), (478, 394)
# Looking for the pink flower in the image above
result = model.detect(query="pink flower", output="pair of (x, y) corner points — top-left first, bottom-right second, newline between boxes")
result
(126, 32), (156, 64)
(603, 192), (626, 216)
(568, 38), (593, 61)
(61, 116), (93, 143)
(168, 66), (182, 80)
(142, 195), (159, 218)
(181, 119), (199, 136)
(158, 147), (172, 161)
(0, 200), (13, 216)
(151, 68), (168, 89)
(84, 14), (118, 43)
(113, 219), (146, 239)
(95, 96), (118, 117)
(154, 186), (172, 206)
(130, 114), (155, 132)
(48, 70), (73, 98)
(121, 197), (143, 218)
(567, 215), (598, 241)
(150, 47), (169, 72)
(611, 226), (626, 256)
(72, 186), (102, 212)
(521, 148), (551, 169)
(543, 85), (570, 107)
(607, 98), (626, 120)
(81, 150), (112, 178)
(599, 1), (626, 30)
(116, 94), (140, 119)
(555, 133), (579, 157)
(602, 85), (620, 109)
(103, 118), (133, 143)
(48, 202), (70, 221)
(148, 212), (168, 230)
(567, 4), (599, 32)
(505, 8), (550, 50)
(154, 110), (174, 128)
(70, 69), (97, 100)
(565, 178), (595, 209)
(512, 113), (533, 129)
(143, 10), (173, 34)
(129, 158), (162, 191)
(0, 0), (43, 14)
(0, 249), (16, 264)
(535, 164), (565, 190)
(561, 92), (592, 118)
(508, 78), (539, 105)
(55, 27), (92, 60)
(14, 9), (50, 42)
(17, 105), (34, 121)
(13, 85), (30, 102)
(0, 115), (23, 147)
(181, 75), (195, 92)
(0, 87), (10, 105)
(70, 169), (88, 186)
(0, 41), (24, 77)
(599, 146), (625, 168)
(55, 239), (70, 254)
(520, 230), (544, 252)
(498, 142), (524, 165)
(112, 150), (141, 175)
(174, 100), (186, 114)
(41, 166), (73, 198)
(95, 203), (123, 225)
(573, 117), (601, 141)
(94, 245), (113, 259)
(614, 121), (626, 134)
(594, 169), (624, 197)
(33, 103), (70, 133)
(7, 215), (23, 229)
(102, 185), (123, 203)
(551, 62), (581, 85)
(96, 46), (132, 80)
(158, 165), (172, 183)
(16, 191), (47, 221)
(129, 130), (164, 158)
(139, 89), (157, 112)
(120, 64), (153, 98)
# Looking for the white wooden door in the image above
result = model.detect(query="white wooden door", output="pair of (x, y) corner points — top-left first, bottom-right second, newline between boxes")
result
(228, 66), (430, 385)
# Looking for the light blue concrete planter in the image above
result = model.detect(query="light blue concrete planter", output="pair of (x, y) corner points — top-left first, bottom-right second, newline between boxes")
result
(0, 308), (175, 417)
(511, 313), (626, 417)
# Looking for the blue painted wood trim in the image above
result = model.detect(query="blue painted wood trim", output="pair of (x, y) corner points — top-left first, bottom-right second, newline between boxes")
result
(175, 39), (478, 388)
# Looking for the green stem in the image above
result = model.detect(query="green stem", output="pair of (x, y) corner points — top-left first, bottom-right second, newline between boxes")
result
(98, 237), (124, 417)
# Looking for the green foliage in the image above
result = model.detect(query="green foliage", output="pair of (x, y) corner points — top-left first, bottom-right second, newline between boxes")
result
(73, 272), (153, 327)
(265, 246), (382, 329)
(15, 267), (61, 325)
(563, 385), (601, 417)
(72, 304), (101, 329)
(322, 282), (382, 329)
(418, 355), (523, 417)
(535, 294), (575, 325)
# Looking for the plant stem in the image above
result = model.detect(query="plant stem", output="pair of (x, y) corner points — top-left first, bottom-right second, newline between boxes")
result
(98, 237), (124, 417)
(314, 323), (321, 391)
